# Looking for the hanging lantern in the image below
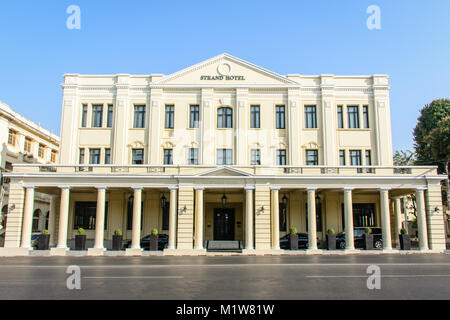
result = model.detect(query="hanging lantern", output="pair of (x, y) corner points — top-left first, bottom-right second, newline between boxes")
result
(222, 194), (228, 207)
(160, 194), (167, 208)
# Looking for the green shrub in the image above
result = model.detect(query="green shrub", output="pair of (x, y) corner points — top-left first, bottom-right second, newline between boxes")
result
(327, 228), (335, 235)
(77, 228), (86, 235)
(401, 228), (408, 235)
(41, 229), (49, 235)
(365, 227), (372, 234)
(289, 227), (297, 234)
(114, 229), (122, 236)
(151, 228), (158, 236)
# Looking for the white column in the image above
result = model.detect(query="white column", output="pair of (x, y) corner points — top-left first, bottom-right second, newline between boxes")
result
(131, 188), (142, 249)
(344, 188), (355, 250)
(20, 187), (35, 249)
(56, 187), (70, 249)
(194, 187), (204, 250)
(48, 195), (58, 247)
(393, 197), (403, 245)
(167, 187), (178, 250)
(93, 187), (106, 249)
(271, 188), (280, 250)
(307, 188), (318, 250)
(380, 188), (392, 250)
(245, 187), (254, 250)
(416, 188), (429, 251)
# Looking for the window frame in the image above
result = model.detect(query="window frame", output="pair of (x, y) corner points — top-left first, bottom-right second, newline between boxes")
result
(305, 105), (317, 129)
(165, 105), (175, 129)
(8, 129), (16, 146)
(217, 107), (233, 129)
(189, 148), (199, 165)
(217, 149), (233, 165)
(250, 105), (260, 129)
(107, 104), (114, 128)
(305, 149), (319, 166)
(132, 149), (144, 165)
(347, 106), (360, 129)
(277, 149), (287, 166)
(133, 105), (146, 129)
(91, 104), (103, 128)
(189, 105), (200, 129)
(89, 148), (101, 165)
(250, 149), (261, 166)
(164, 149), (173, 165)
(275, 105), (286, 129)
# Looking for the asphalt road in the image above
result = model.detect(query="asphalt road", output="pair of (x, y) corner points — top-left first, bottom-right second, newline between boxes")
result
(0, 254), (449, 300)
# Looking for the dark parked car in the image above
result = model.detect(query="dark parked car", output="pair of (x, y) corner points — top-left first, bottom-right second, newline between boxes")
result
(124, 234), (169, 251)
(279, 233), (321, 249)
(336, 227), (383, 249)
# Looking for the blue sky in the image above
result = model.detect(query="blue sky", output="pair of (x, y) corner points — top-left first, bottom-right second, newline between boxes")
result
(0, 0), (449, 152)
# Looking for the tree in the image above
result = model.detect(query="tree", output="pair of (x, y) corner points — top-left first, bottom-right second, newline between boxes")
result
(393, 150), (415, 166)
(413, 99), (450, 209)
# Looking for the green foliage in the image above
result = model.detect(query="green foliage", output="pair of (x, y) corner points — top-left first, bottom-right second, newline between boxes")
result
(401, 228), (408, 235)
(413, 99), (450, 173)
(41, 229), (49, 235)
(290, 227), (297, 234)
(114, 229), (122, 236)
(393, 150), (416, 166)
(327, 228), (335, 235)
(151, 228), (158, 236)
(77, 228), (86, 235)
(365, 227), (372, 234)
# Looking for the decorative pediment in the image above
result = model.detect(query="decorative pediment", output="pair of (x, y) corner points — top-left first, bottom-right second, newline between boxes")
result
(197, 166), (252, 177)
(302, 142), (320, 149)
(128, 141), (146, 148)
(155, 53), (299, 86)
(161, 141), (175, 148)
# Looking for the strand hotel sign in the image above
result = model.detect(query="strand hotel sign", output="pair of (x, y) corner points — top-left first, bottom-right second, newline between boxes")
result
(200, 62), (245, 81)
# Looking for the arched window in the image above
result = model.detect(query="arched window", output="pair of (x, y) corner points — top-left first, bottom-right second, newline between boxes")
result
(32, 209), (42, 232)
(217, 107), (233, 128)
(1, 205), (7, 230)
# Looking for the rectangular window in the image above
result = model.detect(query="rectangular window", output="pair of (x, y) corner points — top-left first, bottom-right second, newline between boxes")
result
(339, 150), (346, 166)
(162, 202), (170, 230)
(92, 105), (103, 128)
(350, 150), (362, 173)
(105, 149), (111, 165)
(38, 144), (46, 159)
(305, 105), (317, 129)
(165, 105), (175, 129)
(79, 148), (85, 164)
(81, 104), (88, 128)
(133, 105), (146, 128)
(74, 202), (108, 230)
(164, 149), (173, 165)
(190, 105), (200, 128)
(217, 107), (233, 128)
(337, 105), (344, 129)
(24, 137), (32, 153)
(277, 149), (287, 166)
(89, 148), (101, 164)
(306, 150), (318, 166)
(8, 130), (16, 146)
(279, 203), (287, 232)
(250, 105), (260, 129)
(347, 106), (360, 129)
(363, 105), (369, 128)
(189, 148), (199, 165)
(251, 149), (261, 165)
(217, 149), (232, 165)
(365, 150), (372, 166)
(276, 105), (285, 129)
(132, 149), (144, 165)
(51, 150), (57, 163)
(107, 104), (114, 128)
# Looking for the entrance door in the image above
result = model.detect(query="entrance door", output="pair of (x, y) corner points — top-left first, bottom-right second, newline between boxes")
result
(214, 208), (235, 240)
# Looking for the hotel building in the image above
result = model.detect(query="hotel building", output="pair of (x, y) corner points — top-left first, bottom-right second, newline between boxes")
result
(0, 102), (60, 247)
(0, 54), (446, 256)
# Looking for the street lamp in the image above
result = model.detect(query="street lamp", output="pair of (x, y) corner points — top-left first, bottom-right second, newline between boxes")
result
(282, 194), (288, 208)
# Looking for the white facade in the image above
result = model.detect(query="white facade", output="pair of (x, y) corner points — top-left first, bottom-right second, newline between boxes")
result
(0, 102), (60, 246)
(0, 54), (446, 256)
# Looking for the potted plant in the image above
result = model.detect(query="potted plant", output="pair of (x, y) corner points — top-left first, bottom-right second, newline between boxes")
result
(112, 229), (123, 251)
(363, 227), (374, 250)
(37, 229), (50, 250)
(75, 228), (87, 250)
(399, 228), (411, 250)
(149, 228), (159, 251)
(289, 227), (298, 250)
(326, 228), (336, 250)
